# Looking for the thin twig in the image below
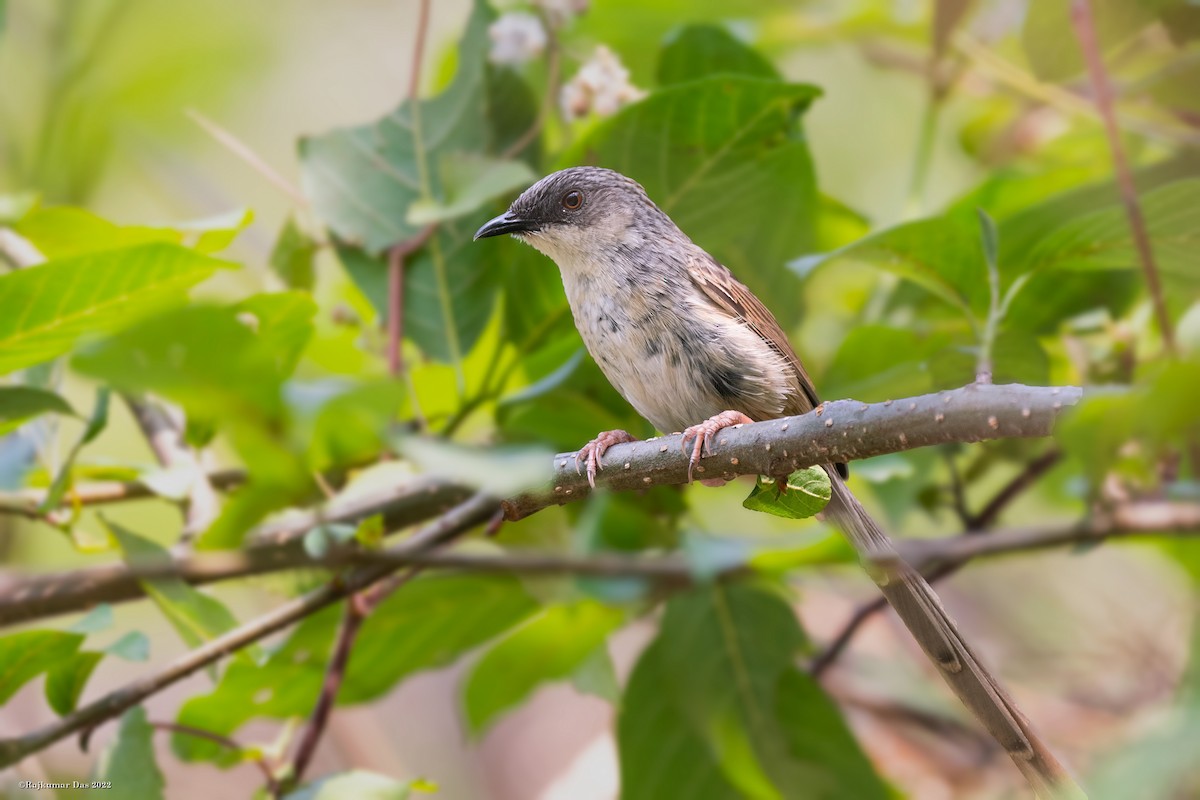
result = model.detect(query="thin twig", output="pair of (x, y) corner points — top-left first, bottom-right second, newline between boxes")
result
(287, 598), (367, 789)
(385, 225), (435, 377)
(0, 468), (246, 520)
(502, 7), (561, 159)
(149, 721), (280, 795)
(1069, 0), (1176, 356)
(186, 110), (308, 207)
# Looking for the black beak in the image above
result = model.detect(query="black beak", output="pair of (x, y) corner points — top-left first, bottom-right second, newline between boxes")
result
(474, 211), (538, 240)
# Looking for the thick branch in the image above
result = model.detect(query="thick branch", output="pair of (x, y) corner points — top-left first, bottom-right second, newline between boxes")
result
(505, 383), (1081, 520)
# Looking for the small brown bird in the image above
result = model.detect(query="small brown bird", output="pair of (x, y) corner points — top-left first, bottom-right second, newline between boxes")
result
(475, 167), (1062, 789)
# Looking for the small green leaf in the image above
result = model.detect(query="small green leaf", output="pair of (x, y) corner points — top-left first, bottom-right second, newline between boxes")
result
(0, 243), (227, 375)
(0, 386), (77, 436)
(0, 630), (85, 704)
(91, 707), (166, 800)
(283, 770), (412, 800)
(108, 521), (253, 664)
(70, 604), (114, 635)
(39, 388), (111, 516)
(45, 650), (103, 715)
(743, 467), (832, 519)
(107, 630), (151, 662)
(355, 515), (385, 549)
(270, 216), (317, 291)
(463, 601), (624, 734)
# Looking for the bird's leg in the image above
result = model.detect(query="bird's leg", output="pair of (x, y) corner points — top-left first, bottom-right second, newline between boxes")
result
(575, 429), (638, 489)
(681, 410), (754, 482)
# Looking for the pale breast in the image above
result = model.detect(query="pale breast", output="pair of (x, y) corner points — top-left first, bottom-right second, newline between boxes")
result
(561, 265), (797, 434)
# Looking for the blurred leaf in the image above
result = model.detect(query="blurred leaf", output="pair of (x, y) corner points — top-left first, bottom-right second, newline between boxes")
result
(107, 630), (150, 662)
(1022, 0), (1154, 81)
(928, 329), (1050, 388)
(820, 325), (950, 401)
(498, 346), (585, 406)
(0, 629), (84, 704)
(45, 650), (103, 715)
(486, 67), (540, 164)
(618, 584), (887, 799)
(90, 707), (165, 800)
(0, 386), (76, 436)
(463, 601), (624, 734)
(284, 770), (413, 800)
(70, 604), (114, 635)
(743, 467), (832, 520)
(303, 379), (405, 473)
(108, 521), (252, 665)
(396, 437), (553, 496)
(657, 25), (779, 84)
(13, 206), (250, 259)
(270, 216), (317, 291)
(299, 0), (494, 252)
(565, 76), (822, 326)
(0, 243), (228, 375)
(39, 388), (110, 516)
(1160, 3), (1200, 45)
(175, 575), (537, 764)
(407, 154), (535, 226)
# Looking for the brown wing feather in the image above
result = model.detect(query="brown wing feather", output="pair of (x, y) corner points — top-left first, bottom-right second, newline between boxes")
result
(685, 253), (821, 415)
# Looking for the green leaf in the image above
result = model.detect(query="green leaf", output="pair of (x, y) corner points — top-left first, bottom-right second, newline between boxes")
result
(108, 521), (251, 663)
(39, 388), (110, 516)
(0, 630), (85, 705)
(91, 707), (166, 800)
(820, 325), (951, 401)
(657, 25), (780, 84)
(73, 295), (315, 423)
(45, 650), (103, 715)
(299, 0), (495, 252)
(0, 243), (228, 375)
(463, 601), (624, 734)
(13, 206), (251, 259)
(742, 467), (832, 520)
(618, 584), (887, 799)
(70, 604), (114, 635)
(270, 216), (317, 291)
(175, 575), (537, 764)
(0, 386), (76, 436)
(407, 154), (536, 226)
(284, 770), (412, 800)
(107, 631), (151, 662)
(565, 76), (822, 326)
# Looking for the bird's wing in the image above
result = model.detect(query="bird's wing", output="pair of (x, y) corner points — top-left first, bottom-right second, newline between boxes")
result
(685, 252), (822, 416)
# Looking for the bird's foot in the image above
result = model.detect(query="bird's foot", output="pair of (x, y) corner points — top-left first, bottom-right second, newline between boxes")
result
(575, 429), (638, 488)
(681, 410), (754, 483)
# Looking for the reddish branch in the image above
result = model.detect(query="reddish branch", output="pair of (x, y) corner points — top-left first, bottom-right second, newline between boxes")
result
(1069, 0), (1177, 355)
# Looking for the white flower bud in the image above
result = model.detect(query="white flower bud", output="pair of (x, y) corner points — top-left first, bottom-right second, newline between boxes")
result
(559, 45), (646, 120)
(488, 12), (547, 66)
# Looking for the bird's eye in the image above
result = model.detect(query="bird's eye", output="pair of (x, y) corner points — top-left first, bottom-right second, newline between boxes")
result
(562, 190), (584, 211)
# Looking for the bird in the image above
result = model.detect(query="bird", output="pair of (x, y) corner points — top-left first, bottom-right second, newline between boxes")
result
(474, 166), (1066, 793)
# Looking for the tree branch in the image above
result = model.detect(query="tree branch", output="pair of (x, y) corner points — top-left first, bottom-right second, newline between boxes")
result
(504, 383), (1081, 520)
(0, 493), (495, 769)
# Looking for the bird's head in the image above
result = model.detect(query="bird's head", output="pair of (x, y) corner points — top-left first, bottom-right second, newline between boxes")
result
(474, 166), (664, 266)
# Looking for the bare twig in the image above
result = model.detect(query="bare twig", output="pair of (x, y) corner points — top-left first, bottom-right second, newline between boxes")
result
(186, 110), (308, 207)
(149, 721), (280, 795)
(385, 225), (435, 377)
(286, 599), (366, 789)
(0, 468), (246, 520)
(1069, 0), (1176, 355)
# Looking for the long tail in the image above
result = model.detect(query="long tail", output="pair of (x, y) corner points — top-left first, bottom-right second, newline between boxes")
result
(823, 471), (1077, 797)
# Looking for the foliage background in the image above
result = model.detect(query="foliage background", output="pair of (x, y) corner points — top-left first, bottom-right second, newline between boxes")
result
(0, 0), (1198, 797)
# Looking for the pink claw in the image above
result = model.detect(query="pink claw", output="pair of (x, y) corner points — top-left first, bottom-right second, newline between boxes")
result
(574, 429), (637, 488)
(680, 411), (755, 482)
